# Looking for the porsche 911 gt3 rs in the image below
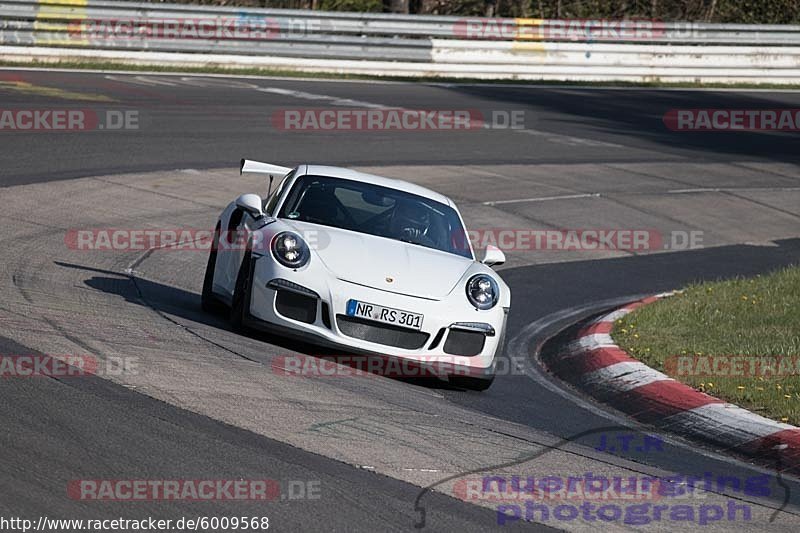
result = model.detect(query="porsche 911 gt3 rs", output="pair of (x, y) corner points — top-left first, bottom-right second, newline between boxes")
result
(202, 160), (510, 390)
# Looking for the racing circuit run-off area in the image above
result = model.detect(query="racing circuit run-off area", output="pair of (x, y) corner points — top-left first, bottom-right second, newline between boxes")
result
(1, 1), (800, 532)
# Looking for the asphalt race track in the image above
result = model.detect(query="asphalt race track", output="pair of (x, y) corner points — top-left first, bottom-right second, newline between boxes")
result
(1, 68), (800, 532)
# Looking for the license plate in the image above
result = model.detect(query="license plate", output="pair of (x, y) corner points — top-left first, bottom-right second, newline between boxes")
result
(346, 299), (424, 330)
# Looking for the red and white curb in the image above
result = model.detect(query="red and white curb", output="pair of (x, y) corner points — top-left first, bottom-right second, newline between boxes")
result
(555, 293), (800, 471)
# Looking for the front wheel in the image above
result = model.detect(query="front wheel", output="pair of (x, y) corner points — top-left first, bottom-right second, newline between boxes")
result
(230, 245), (255, 332)
(449, 374), (495, 391)
(201, 224), (226, 314)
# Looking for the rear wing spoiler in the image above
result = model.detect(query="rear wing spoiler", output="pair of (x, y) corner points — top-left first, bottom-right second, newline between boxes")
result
(239, 159), (292, 178)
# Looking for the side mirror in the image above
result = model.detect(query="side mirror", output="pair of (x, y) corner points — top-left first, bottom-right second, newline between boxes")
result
(482, 245), (505, 267)
(235, 194), (264, 218)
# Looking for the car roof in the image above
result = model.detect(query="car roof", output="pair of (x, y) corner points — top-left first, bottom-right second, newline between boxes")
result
(299, 165), (453, 207)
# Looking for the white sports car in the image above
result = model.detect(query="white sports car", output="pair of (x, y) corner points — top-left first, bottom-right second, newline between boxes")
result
(202, 160), (510, 390)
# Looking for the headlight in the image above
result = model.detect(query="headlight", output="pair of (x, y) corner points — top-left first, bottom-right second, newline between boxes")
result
(271, 232), (310, 268)
(466, 274), (499, 310)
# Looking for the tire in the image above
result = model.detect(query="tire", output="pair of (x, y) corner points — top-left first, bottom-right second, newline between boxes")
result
(201, 223), (226, 314)
(230, 243), (255, 332)
(449, 374), (495, 391)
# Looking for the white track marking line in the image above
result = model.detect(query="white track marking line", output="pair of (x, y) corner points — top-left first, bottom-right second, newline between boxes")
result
(255, 87), (390, 109)
(669, 186), (800, 194)
(483, 192), (600, 206)
(485, 185), (800, 207)
(515, 127), (625, 148)
(102, 73), (397, 108)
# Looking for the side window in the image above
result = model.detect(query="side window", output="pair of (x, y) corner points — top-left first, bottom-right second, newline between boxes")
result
(265, 170), (294, 216)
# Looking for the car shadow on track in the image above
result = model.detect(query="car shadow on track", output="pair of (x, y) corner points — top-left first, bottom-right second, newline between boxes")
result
(55, 261), (471, 392)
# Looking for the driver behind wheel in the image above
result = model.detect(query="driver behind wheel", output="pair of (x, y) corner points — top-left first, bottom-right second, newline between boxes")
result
(297, 185), (338, 225)
(390, 200), (432, 245)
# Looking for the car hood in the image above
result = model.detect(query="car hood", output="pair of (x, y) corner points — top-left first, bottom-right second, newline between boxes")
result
(286, 221), (474, 299)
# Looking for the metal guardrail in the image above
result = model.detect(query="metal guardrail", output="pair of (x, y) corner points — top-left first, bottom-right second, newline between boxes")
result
(3, 0), (800, 47)
(1, 0), (799, 81)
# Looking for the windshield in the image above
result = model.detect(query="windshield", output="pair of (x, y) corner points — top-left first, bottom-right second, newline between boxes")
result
(277, 175), (472, 259)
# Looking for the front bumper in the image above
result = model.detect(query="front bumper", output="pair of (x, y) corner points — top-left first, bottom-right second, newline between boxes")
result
(247, 256), (508, 374)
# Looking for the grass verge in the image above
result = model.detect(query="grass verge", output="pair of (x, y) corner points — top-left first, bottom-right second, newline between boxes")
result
(613, 265), (800, 425)
(3, 59), (800, 89)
